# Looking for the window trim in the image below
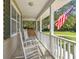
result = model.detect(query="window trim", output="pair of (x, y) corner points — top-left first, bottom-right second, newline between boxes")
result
(10, 2), (21, 37)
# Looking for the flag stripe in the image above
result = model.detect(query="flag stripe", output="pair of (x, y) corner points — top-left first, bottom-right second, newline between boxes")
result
(55, 6), (73, 30)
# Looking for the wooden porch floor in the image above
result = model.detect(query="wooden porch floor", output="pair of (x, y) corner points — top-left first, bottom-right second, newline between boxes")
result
(11, 29), (54, 59)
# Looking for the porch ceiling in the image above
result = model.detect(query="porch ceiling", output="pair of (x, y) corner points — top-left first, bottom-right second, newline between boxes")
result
(14, 0), (71, 21)
(14, 0), (54, 18)
(39, 0), (71, 20)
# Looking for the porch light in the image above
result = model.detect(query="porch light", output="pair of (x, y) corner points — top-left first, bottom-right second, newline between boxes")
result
(28, 2), (34, 7)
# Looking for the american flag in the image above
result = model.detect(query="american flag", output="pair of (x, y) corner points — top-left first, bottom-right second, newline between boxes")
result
(55, 5), (74, 30)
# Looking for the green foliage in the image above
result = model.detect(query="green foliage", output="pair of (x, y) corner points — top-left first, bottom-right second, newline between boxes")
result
(44, 31), (76, 41)
(54, 13), (76, 31)
(23, 21), (36, 29)
(42, 14), (76, 32)
(42, 0), (76, 32)
(54, 0), (76, 31)
(42, 16), (50, 31)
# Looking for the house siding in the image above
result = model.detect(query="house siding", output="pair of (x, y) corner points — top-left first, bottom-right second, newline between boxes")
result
(3, 0), (22, 59)
(4, 0), (10, 39)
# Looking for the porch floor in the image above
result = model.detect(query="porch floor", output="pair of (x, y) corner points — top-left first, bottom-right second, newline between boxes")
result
(11, 29), (54, 59)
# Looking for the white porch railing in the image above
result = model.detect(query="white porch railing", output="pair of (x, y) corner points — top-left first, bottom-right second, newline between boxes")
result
(36, 32), (76, 59)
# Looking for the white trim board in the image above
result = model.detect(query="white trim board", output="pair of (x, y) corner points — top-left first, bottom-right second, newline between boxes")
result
(11, 0), (21, 15)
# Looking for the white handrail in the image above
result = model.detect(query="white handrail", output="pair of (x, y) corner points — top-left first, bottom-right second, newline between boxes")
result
(52, 34), (76, 44)
(37, 32), (76, 59)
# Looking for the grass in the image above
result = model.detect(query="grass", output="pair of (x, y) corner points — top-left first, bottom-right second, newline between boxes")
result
(54, 31), (76, 41)
(56, 31), (76, 54)
(43, 31), (76, 54)
(43, 31), (76, 41)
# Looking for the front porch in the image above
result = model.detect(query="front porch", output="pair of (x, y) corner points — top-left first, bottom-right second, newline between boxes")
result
(10, 28), (76, 59)
(11, 29), (54, 59)
(4, 0), (76, 59)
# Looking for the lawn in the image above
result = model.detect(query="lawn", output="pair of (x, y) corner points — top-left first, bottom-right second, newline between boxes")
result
(43, 31), (76, 41)
(43, 31), (76, 53)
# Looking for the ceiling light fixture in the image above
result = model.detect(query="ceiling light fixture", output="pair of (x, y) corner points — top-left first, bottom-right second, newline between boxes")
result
(28, 2), (33, 6)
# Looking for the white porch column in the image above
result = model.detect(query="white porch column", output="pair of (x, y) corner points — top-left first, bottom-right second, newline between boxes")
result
(50, 6), (54, 35)
(49, 6), (54, 53)
(40, 17), (42, 32)
(36, 21), (38, 31)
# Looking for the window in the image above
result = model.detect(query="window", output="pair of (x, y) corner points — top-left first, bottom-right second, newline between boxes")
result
(17, 14), (19, 21)
(12, 6), (16, 19)
(17, 13), (20, 32)
(10, 5), (21, 37)
(12, 20), (16, 34)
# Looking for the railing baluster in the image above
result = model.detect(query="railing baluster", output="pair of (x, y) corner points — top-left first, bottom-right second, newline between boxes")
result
(37, 32), (76, 59)
(63, 41), (66, 59)
(57, 38), (59, 59)
(54, 37), (56, 57)
(73, 44), (76, 59)
(68, 42), (71, 59)
(54, 37), (57, 58)
(59, 39), (61, 59)
(52, 36), (55, 56)
(60, 40), (62, 59)
(55, 37), (56, 58)
(55, 37), (57, 59)
(54, 36), (55, 57)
